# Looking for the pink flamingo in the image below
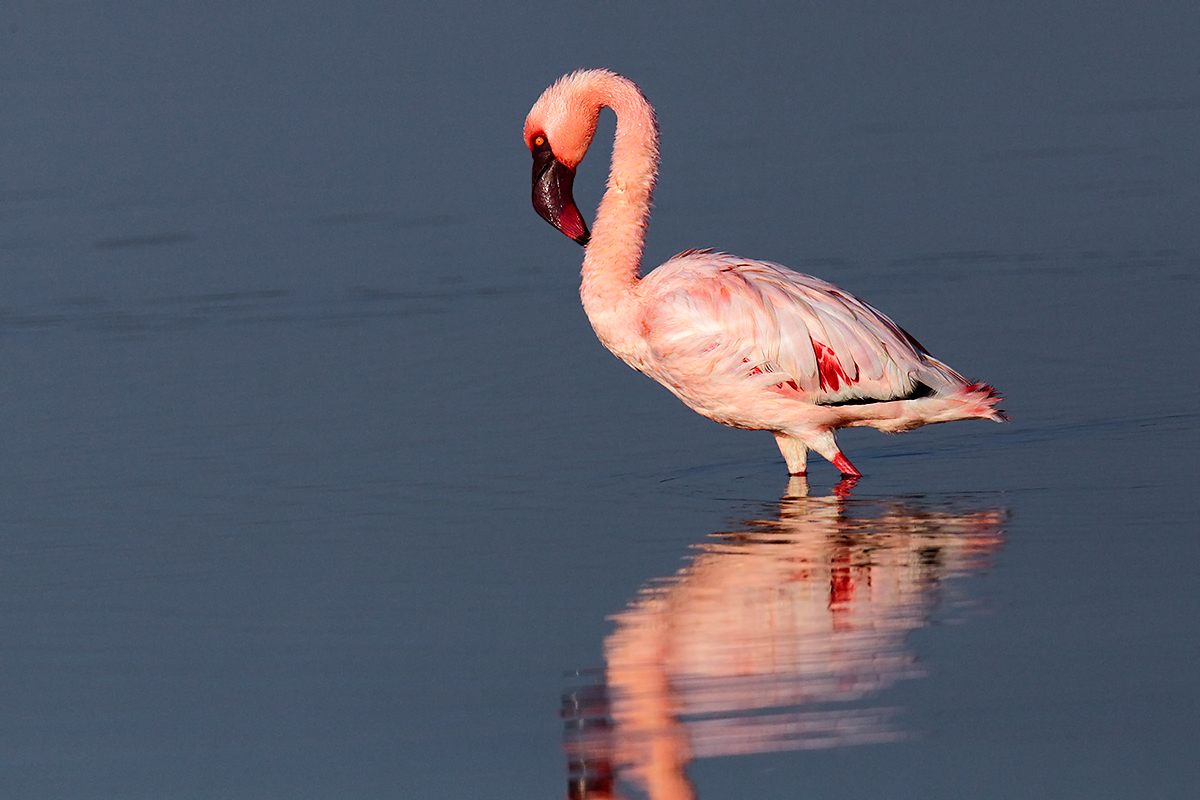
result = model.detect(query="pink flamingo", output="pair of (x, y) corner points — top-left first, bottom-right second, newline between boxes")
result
(525, 70), (1004, 477)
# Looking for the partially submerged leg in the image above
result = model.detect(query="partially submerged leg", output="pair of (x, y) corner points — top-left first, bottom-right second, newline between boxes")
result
(831, 453), (862, 478)
(803, 430), (863, 478)
(773, 433), (808, 475)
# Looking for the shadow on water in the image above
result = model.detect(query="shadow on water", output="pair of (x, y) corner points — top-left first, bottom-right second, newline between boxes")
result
(562, 478), (1007, 800)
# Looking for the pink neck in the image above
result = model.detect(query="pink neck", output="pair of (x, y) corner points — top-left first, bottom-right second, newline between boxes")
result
(579, 76), (659, 339)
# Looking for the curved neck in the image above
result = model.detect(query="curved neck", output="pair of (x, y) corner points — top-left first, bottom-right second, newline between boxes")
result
(580, 76), (659, 332)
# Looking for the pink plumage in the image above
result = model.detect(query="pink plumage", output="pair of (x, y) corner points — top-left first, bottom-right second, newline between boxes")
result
(525, 69), (1004, 477)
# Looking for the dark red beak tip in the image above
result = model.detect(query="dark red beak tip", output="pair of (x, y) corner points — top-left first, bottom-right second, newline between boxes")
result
(558, 206), (590, 246)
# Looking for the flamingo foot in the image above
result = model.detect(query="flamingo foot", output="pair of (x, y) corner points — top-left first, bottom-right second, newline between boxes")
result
(832, 453), (862, 478)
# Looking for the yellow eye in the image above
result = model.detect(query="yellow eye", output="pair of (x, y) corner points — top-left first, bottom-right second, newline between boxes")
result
(533, 134), (546, 147)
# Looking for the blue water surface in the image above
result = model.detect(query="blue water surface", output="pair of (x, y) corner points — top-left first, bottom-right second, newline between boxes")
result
(1, 3), (1197, 798)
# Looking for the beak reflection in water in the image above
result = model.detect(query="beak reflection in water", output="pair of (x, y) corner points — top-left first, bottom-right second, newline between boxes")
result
(563, 477), (1006, 800)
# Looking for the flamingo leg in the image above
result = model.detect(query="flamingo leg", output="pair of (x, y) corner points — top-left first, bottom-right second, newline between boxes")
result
(832, 453), (863, 478)
(773, 433), (808, 475)
(802, 430), (863, 478)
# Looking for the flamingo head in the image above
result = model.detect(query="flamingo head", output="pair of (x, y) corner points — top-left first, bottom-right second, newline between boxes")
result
(524, 71), (606, 247)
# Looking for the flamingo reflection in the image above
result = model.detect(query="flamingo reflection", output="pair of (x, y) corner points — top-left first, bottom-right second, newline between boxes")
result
(563, 477), (1005, 800)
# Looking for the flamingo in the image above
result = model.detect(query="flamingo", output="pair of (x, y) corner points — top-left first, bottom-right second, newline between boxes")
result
(525, 69), (1004, 477)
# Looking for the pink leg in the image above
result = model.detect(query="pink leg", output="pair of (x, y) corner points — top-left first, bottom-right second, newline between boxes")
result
(797, 430), (861, 478)
(832, 453), (862, 478)
(773, 433), (809, 476)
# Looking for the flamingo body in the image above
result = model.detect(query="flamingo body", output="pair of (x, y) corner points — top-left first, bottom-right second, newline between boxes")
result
(525, 70), (1003, 476)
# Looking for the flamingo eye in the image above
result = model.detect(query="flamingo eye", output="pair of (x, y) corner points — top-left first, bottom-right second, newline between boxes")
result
(532, 134), (547, 148)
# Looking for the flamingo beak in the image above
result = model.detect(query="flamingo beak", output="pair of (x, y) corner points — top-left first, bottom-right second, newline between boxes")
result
(532, 144), (590, 246)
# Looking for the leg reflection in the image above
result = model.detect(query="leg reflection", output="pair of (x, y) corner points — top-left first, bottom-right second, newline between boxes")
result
(564, 482), (1005, 799)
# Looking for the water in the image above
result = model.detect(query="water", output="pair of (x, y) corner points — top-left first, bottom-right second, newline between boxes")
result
(1, 3), (1198, 798)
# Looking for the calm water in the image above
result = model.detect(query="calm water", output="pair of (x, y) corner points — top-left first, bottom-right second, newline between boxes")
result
(2, 4), (1198, 798)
